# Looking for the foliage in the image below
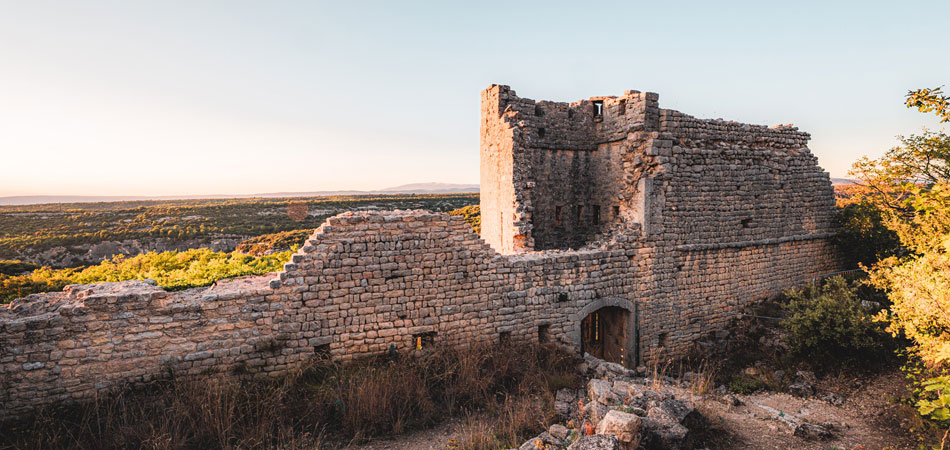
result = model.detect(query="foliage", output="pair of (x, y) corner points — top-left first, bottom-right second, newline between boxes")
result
(448, 204), (481, 234)
(849, 130), (950, 213)
(869, 184), (950, 367)
(235, 229), (311, 256)
(0, 249), (291, 303)
(0, 194), (478, 265)
(780, 276), (891, 367)
(834, 200), (903, 267)
(907, 86), (950, 123)
(918, 376), (950, 422)
(0, 343), (578, 450)
(0, 260), (38, 276)
(727, 373), (770, 394)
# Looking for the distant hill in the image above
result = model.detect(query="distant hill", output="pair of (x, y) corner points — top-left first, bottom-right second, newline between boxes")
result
(831, 178), (857, 185)
(380, 183), (479, 193)
(0, 183), (480, 206)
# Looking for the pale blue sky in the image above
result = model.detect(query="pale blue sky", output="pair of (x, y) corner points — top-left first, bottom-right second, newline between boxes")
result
(1, 1), (947, 196)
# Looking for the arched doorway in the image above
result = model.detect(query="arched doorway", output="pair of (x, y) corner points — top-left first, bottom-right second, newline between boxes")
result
(581, 306), (629, 366)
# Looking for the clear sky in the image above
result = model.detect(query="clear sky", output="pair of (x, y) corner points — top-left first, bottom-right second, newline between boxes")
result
(1, 0), (948, 197)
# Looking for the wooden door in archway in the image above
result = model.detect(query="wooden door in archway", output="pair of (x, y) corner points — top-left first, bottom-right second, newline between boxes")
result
(580, 306), (628, 366)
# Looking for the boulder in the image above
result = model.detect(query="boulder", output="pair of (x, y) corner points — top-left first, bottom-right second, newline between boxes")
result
(788, 381), (814, 398)
(595, 410), (642, 450)
(519, 431), (566, 450)
(794, 422), (833, 440)
(657, 398), (706, 431)
(588, 379), (619, 405)
(566, 434), (621, 450)
(642, 407), (690, 450)
(584, 401), (611, 426)
(555, 388), (578, 419)
(549, 424), (570, 440)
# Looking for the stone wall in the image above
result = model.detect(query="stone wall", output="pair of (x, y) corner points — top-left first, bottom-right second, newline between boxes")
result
(0, 85), (842, 417)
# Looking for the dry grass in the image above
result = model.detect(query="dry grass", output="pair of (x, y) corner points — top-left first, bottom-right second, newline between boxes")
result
(0, 342), (579, 450)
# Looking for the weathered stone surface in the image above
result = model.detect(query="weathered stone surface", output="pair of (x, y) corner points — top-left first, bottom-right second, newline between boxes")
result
(519, 432), (565, 450)
(566, 434), (621, 450)
(642, 407), (690, 450)
(588, 379), (619, 405)
(794, 422), (833, 440)
(595, 410), (641, 449)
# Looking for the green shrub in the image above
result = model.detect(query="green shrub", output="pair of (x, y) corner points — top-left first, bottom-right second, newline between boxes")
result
(448, 205), (481, 234)
(727, 373), (770, 394)
(0, 248), (292, 303)
(781, 276), (891, 368)
(0, 260), (39, 276)
(235, 229), (310, 256)
(834, 200), (903, 268)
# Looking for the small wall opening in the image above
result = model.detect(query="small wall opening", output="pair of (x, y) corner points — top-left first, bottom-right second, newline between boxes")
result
(535, 105), (544, 117)
(581, 306), (628, 366)
(413, 332), (436, 350)
(538, 127), (546, 138)
(741, 218), (753, 228)
(612, 205), (620, 218)
(618, 99), (626, 115)
(593, 100), (604, 117)
(313, 343), (331, 360)
(657, 332), (668, 348)
(575, 205), (584, 224)
(499, 331), (511, 346)
(592, 205), (601, 225)
(554, 205), (563, 226)
(538, 324), (551, 344)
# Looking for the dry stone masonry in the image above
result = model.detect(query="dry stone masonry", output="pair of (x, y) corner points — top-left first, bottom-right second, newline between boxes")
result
(0, 85), (841, 417)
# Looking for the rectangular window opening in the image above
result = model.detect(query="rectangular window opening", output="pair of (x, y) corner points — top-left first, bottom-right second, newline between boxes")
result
(555, 205), (563, 226)
(499, 331), (511, 346)
(618, 99), (626, 115)
(313, 343), (330, 360)
(538, 127), (546, 138)
(413, 332), (436, 350)
(592, 205), (601, 225)
(538, 324), (551, 344)
(593, 100), (604, 117)
(657, 332), (668, 348)
(612, 205), (620, 218)
(576, 205), (584, 224)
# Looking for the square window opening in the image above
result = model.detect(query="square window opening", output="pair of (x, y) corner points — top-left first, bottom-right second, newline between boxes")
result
(538, 324), (551, 344)
(413, 332), (436, 350)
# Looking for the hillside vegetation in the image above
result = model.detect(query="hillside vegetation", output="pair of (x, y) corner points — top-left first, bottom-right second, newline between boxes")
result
(0, 249), (291, 304)
(0, 193), (478, 266)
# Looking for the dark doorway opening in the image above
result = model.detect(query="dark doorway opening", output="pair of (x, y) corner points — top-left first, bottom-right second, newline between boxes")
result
(581, 306), (628, 366)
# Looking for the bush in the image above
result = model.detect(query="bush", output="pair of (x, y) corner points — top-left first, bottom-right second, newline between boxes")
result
(781, 276), (892, 368)
(0, 260), (38, 276)
(235, 229), (310, 256)
(835, 200), (903, 268)
(449, 205), (481, 234)
(726, 373), (770, 394)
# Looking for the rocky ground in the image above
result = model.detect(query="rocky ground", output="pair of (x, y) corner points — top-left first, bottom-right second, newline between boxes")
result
(359, 354), (919, 450)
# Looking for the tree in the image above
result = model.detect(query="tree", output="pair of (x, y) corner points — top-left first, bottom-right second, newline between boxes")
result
(855, 87), (950, 368)
(907, 86), (950, 123)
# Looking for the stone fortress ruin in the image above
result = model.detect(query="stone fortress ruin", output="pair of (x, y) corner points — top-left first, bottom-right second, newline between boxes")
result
(0, 85), (841, 416)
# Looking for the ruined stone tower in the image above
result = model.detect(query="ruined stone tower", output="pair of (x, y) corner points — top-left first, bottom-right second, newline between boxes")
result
(0, 85), (842, 417)
(480, 85), (834, 256)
